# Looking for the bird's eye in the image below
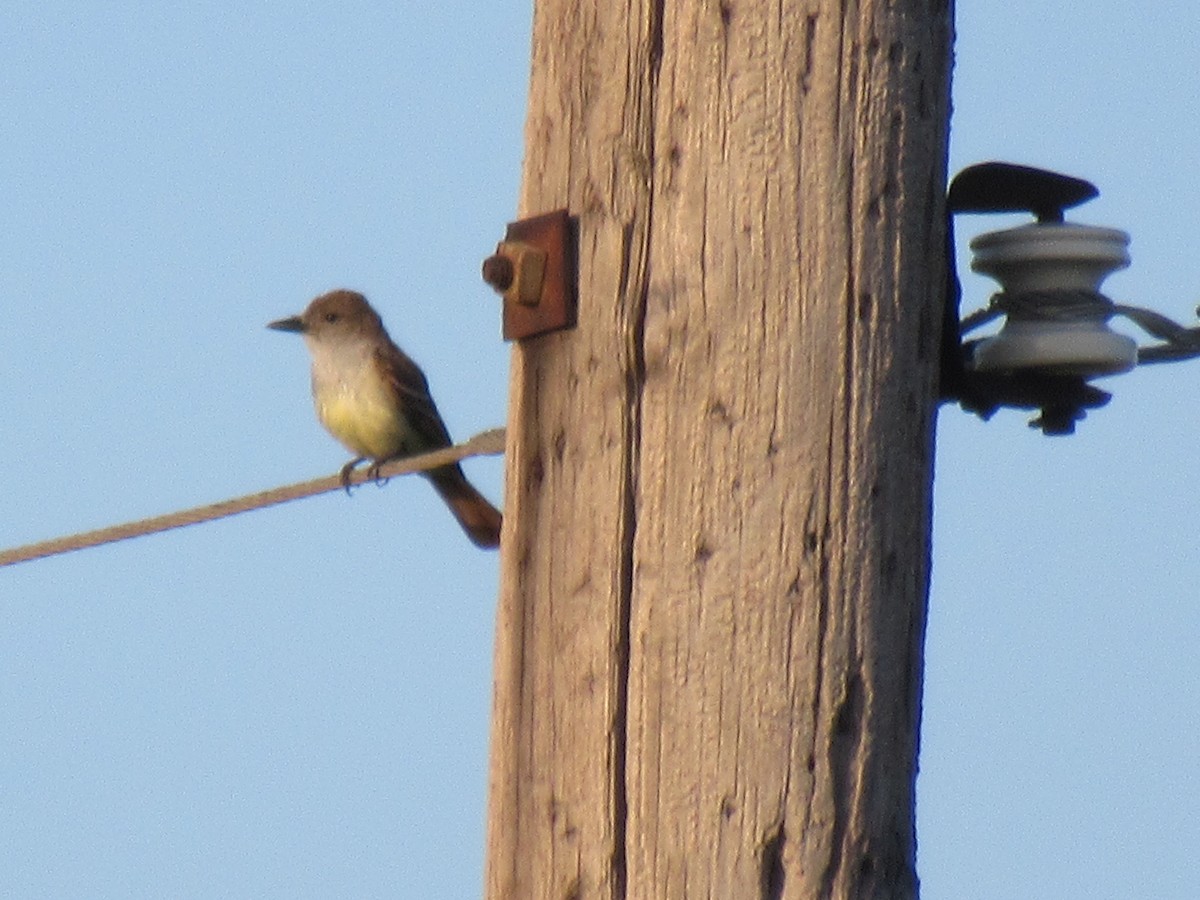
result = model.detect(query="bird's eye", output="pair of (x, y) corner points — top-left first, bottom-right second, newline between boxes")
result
(324, 312), (339, 323)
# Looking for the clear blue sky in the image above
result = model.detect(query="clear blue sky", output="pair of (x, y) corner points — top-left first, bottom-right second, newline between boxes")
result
(2, 3), (1197, 898)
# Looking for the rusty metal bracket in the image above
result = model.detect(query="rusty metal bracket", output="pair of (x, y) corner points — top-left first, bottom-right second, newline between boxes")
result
(482, 209), (577, 341)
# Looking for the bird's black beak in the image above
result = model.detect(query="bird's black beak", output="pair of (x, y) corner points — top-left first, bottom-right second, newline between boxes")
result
(267, 315), (306, 333)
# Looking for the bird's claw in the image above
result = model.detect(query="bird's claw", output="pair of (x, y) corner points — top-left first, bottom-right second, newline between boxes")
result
(365, 460), (390, 487)
(339, 457), (366, 495)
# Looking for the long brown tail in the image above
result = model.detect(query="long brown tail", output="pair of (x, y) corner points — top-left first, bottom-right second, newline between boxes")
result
(428, 464), (502, 549)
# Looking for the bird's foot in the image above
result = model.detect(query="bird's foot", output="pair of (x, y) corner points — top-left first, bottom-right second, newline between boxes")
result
(339, 457), (366, 494)
(365, 459), (390, 487)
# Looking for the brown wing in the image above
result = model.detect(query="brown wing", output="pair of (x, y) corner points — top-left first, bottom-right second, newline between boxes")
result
(374, 341), (455, 452)
(374, 337), (502, 547)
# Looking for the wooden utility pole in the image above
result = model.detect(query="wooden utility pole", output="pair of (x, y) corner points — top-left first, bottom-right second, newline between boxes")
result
(487, 1), (952, 897)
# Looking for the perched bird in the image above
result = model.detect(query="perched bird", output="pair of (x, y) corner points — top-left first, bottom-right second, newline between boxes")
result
(268, 290), (502, 548)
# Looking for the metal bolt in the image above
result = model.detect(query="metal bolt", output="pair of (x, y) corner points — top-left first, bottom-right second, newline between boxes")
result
(482, 254), (515, 293)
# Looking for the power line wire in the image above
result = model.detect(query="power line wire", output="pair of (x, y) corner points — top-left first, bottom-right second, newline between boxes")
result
(0, 427), (506, 569)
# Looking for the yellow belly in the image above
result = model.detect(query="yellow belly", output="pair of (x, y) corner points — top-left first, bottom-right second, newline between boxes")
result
(316, 388), (413, 460)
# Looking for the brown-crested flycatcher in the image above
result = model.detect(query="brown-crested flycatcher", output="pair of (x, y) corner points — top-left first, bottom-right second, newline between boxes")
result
(268, 290), (502, 549)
